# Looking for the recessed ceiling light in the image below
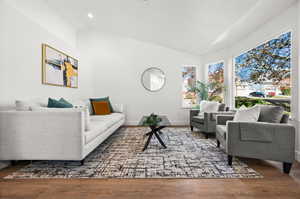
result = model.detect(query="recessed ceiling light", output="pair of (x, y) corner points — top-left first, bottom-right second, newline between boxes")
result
(87, 13), (94, 19)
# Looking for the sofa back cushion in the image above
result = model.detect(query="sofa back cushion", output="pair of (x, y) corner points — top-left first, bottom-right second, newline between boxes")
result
(257, 105), (284, 123)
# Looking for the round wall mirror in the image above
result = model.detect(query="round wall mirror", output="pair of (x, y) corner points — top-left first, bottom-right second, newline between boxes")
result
(141, 67), (166, 92)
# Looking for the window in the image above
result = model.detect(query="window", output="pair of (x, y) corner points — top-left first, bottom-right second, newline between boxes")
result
(208, 62), (225, 102)
(235, 32), (291, 113)
(182, 66), (197, 108)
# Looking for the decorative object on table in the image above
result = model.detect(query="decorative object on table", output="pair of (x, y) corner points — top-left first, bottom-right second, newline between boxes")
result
(141, 67), (166, 92)
(4, 127), (262, 179)
(139, 114), (170, 151)
(188, 80), (226, 103)
(215, 105), (294, 174)
(42, 44), (78, 88)
(142, 113), (162, 127)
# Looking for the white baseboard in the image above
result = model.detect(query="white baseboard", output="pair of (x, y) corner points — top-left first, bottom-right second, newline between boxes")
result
(125, 121), (189, 126)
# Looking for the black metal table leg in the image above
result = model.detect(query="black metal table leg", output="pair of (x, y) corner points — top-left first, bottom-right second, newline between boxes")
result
(143, 132), (153, 151)
(154, 132), (167, 148)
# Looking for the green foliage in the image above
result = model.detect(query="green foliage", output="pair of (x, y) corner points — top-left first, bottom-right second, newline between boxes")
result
(235, 97), (270, 108)
(188, 81), (225, 102)
(142, 113), (162, 127)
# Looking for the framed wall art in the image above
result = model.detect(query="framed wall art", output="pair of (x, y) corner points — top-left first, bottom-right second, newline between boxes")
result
(42, 44), (78, 88)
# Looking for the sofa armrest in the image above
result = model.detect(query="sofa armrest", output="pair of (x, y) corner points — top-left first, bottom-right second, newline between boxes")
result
(113, 104), (124, 113)
(216, 115), (234, 125)
(0, 111), (85, 160)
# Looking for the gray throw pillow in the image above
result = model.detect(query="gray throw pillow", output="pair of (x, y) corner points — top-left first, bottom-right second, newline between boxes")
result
(257, 105), (284, 123)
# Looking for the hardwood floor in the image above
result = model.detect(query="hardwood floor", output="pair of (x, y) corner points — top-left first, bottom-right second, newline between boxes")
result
(0, 159), (300, 199)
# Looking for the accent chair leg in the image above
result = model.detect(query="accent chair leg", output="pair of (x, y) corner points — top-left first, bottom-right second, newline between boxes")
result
(216, 140), (220, 148)
(80, 159), (85, 166)
(283, 162), (292, 174)
(190, 126), (194, 131)
(228, 155), (233, 166)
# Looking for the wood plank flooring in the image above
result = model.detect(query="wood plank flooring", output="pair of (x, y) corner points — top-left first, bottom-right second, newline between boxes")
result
(1, 159), (300, 199)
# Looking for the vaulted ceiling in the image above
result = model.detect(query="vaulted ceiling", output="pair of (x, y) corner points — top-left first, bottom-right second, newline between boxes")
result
(45, 0), (297, 55)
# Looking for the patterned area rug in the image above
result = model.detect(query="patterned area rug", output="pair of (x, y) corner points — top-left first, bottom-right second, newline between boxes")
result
(5, 127), (262, 179)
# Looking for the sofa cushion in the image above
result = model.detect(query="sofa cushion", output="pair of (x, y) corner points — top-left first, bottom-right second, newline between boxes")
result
(192, 116), (204, 124)
(216, 125), (227, 140)
(84, 121), (107, 144)
(91, 113), (125, 128)
(257, 105), (284, 123)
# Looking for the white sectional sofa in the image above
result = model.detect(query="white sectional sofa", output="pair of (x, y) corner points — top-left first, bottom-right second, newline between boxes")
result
(0, 98), (125, 164)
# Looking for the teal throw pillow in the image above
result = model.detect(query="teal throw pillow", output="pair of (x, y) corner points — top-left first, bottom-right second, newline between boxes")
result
(48, 98), (73, 108)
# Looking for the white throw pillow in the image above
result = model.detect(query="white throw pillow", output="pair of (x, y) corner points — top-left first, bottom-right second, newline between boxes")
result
(233, 105), (261, 122)
(16, 98), (47, 111)
(31, 106), (91, 131)
(198, 100), (219, 116)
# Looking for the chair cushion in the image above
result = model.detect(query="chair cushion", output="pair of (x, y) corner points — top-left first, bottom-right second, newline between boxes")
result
(198, 100), (219, 116)
(192, 116), (204, 123)
(233, 106), (260, 122)
(216, 125), (227, 140)
(257, 105), (284, 123)
(91, 113), (125, 128)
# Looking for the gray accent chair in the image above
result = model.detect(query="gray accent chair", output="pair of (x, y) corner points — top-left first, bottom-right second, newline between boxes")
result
(190, 103), (230, 138)
(215, 105), (295, 174)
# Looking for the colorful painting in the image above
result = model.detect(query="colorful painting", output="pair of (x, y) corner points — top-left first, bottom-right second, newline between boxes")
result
(42, 44), (78, 88)
(208, 62), (224, 102)
(182, 66), (197, 108)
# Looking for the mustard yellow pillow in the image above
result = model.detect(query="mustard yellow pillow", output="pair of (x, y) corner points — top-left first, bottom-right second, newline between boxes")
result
(92, 101), (111, 115)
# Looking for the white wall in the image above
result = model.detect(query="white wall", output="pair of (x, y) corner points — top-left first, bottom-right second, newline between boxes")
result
(0, 0), (94, 169)
(0, 1), (94, 110)
(78, 30), (202, 125)
(201, 4), (300, 161)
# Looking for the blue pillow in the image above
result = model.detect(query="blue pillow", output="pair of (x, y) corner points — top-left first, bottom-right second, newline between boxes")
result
(48, 98), (73, 108)
(59, 98), (73, 108)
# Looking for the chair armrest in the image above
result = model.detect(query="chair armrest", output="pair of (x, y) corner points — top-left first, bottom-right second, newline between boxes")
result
(113, 104), (124, 113)
(190, 109), (200, 120)
(226, 121), (295, 161)
(216, 115), (234, 125)
(205, 111), (235, 121)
